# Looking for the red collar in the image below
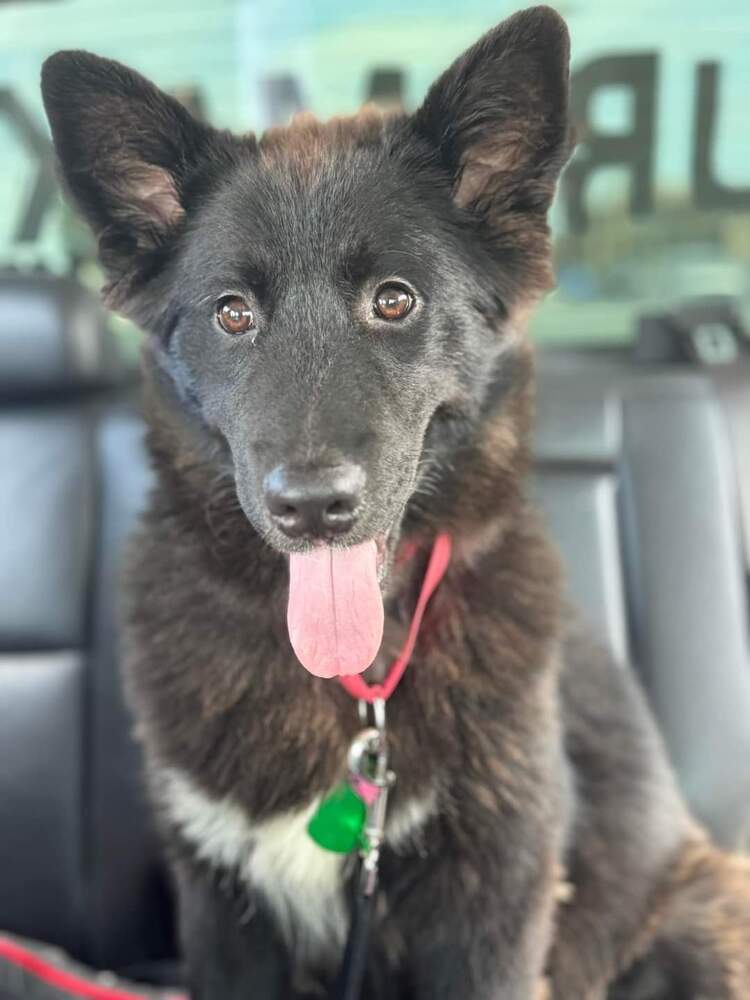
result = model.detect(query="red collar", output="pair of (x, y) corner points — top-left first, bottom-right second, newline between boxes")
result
(337, 532), (453, 704)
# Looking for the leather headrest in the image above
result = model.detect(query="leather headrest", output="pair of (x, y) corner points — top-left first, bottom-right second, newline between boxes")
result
(0, 271), (126, 396)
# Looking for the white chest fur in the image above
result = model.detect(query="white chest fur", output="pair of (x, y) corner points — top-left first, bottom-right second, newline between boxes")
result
(157, 766), (435, 965)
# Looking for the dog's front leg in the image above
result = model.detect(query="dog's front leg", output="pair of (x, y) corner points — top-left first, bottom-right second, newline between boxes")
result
(392, 843), (559, 1000)
(174, 858), (302, 1000)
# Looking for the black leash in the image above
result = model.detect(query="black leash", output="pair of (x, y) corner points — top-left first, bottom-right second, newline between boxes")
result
(332, 875), (377, 1000)
(330, 705), (392, 1000)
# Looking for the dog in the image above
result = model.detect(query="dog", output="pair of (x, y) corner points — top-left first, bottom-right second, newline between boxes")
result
(41, 7), (750, 998)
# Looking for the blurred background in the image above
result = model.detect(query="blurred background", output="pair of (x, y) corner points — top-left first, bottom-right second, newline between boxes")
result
(1, 0), (749, 350)
(0, 0), (749, 992)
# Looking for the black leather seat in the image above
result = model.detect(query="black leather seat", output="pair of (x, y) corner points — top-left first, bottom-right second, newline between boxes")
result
(534, 352), (750, 845)
(0, 273), (748, 977)
(0, 273), (174, 977)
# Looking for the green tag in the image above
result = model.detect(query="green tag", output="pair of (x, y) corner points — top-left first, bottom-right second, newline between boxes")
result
(307, 783), (366, 854)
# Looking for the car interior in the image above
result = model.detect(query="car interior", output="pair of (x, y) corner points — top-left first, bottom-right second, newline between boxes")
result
(1, 269), (748, 986)
(1, 0), (750, 992)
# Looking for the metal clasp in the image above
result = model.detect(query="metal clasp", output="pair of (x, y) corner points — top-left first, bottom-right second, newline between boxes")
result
(350, 700), (395, 896)
(357, 697), (386, 731)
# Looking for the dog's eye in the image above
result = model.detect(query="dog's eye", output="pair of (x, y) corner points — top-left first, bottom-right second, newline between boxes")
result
(373, 284), (414, 321)
(216, 296), (255, 335)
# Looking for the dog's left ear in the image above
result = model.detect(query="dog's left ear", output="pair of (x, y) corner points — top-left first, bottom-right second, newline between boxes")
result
(413, 5), (573, 218)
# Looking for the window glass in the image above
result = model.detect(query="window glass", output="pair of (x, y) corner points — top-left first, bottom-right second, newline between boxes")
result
(1, 0), (748, 347)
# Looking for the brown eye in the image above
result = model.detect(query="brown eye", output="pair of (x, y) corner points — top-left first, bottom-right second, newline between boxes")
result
(217, 296), (255, 335)
(373, 284), (414, 321)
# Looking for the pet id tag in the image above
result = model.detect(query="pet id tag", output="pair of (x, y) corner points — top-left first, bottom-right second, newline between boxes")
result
(307, 781), (367, 853)
(308, 722), (394, 857)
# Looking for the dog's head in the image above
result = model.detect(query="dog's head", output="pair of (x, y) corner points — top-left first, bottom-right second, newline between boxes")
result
(41, 6), (572, 677)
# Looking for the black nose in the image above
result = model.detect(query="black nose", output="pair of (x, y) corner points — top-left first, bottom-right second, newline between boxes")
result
(264, 464), (365, 540)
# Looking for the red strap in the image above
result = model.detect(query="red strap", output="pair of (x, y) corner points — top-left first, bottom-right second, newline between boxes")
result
(337, 532), (452, 703)
(0, 936), (186, 1000)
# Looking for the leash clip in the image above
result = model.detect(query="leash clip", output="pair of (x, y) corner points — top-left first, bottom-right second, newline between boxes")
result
(351, 701), (394, 897)
(357, 697), (386, 731)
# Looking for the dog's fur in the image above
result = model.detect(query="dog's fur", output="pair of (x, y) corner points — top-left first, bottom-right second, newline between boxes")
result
(41, 7), (750, 998)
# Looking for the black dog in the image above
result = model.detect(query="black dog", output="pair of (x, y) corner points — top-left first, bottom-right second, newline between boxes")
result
(41, 7), (750, 998)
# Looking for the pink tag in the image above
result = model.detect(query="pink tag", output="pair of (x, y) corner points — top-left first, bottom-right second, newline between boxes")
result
(350, 775), (381, 806)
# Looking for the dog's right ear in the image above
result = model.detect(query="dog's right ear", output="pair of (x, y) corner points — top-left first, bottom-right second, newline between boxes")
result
(41, 51), (237, 315)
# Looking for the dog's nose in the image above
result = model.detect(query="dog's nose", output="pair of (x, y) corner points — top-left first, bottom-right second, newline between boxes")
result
(264, 464), (364, 540)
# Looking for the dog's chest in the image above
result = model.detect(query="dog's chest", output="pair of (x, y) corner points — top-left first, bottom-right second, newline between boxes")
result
(158, 766), (435, 964)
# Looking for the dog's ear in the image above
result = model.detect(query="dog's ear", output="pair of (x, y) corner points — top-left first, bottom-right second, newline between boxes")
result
(413, 6), (573, 219)
(41, 51), (235, 315)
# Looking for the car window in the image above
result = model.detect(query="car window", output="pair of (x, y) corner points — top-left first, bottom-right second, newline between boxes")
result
(1, 0), (748, 348)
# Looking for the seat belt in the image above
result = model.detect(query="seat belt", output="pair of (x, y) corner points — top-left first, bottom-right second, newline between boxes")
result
(635, 297), (750, 576)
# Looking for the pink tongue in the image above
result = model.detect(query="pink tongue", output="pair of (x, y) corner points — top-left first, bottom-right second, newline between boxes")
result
(287, 541), (384, 678)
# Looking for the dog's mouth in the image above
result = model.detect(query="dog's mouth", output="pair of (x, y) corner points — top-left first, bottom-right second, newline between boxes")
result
(286, 534), (391, 679)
